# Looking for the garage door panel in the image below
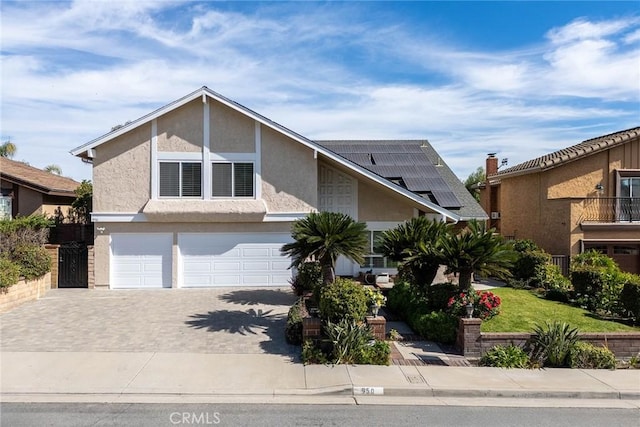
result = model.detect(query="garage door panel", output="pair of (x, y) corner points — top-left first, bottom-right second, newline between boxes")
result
(179, 233), (292, 287)
(111, 234), (172, 289)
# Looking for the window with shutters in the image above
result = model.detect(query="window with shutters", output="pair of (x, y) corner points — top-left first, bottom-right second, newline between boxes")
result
(159, 162), (202, 197)
(212, 162), (254, 198)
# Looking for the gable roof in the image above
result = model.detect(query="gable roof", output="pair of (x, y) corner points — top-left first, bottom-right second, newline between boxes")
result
(0, 157), (80, 197)
(70, 87), (460, 222)
(318, 140), (488, 221)
(495, 126), (640, 178)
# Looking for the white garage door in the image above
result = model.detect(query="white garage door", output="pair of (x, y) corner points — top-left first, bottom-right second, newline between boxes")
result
(110, 233), (172, 289)
(179, 233), (292, 287)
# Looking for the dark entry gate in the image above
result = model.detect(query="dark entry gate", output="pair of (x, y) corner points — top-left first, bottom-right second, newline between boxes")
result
(58, 242), (88, 288)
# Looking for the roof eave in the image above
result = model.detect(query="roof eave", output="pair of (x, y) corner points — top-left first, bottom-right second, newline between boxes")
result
(72, 87), (460, 222)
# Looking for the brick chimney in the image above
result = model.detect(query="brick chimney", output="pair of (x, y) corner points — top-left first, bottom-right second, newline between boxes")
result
(486, 153), (498, 177)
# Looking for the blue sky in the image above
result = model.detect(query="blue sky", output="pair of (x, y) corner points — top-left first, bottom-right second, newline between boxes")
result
(1, 1), (639, 183)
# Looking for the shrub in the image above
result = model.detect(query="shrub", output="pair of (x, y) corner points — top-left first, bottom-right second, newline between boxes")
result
(301, 339), (329, 365)
(324, 319), (373, 364)
(620, 274), (640, 323)
(0, 215), (52, 254)
(512, 239), (539, 253)
(568, 342), (616, 369)
(427, 282), (458, 311)
(528, 321), (580, 367)
(364, 287), (386, 308)
(447, 290), (501, 320)
(514, 250), (551, 284)
(387, 280), (425, 316)
(480, 344), (531, 368)
(0, 257), (21, 289)
(291, 261), (323, 296)
(538, 263), (572, 302)
(359, 340), (391, 365)
(411, 310), (458, 344)
(318, 278), (368, 323)
(10, 244), (51, 280)
(285, 298), (304, 345)
(571, 251), (624, 315)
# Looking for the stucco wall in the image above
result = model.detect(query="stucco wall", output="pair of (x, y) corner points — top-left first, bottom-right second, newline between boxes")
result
(358, 179), (415, 221)
(210, 102), (255, 153)
(93, 221), (293, 288)
(18, 186), (43, 216)
(261, 126), (317, 213)
(93, 124), (151, 212)
(496, 137), (640, 256)
(157, 99), (203, 152)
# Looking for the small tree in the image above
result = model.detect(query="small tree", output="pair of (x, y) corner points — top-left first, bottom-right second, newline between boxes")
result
(281, 211), (368, 284)
(463, 167), (485, 202)
(44, 164), (63, 175)
(440, 220), (515, 291)
(70, 180), (92, 224)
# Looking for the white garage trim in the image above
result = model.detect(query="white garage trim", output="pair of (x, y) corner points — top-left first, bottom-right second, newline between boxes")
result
(178, 232), (293, 288)
(110, 233), (173, 289)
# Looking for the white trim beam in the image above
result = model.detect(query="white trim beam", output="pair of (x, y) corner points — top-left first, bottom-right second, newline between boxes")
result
(91, 212), (148, 222)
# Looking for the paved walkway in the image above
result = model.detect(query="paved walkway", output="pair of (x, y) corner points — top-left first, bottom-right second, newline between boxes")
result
(0, 288), (298, 355)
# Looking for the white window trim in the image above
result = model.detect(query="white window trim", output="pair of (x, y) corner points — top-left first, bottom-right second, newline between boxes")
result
(211, 160), (256, 199)
(158, 160), (203, 199)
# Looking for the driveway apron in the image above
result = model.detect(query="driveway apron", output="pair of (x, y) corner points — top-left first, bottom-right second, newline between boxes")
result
(0, 288), (298, 356)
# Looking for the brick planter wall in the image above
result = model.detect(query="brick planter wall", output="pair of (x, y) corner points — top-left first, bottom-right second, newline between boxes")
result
(456, 318), (482, 358)
(302, 317), (322, 339)
(457, 318), (640, 358)
(87, 245), (95, 289)
(45, 244), (60, 289)
(366, 316), (386, 340)
(0, 273), (51, 313)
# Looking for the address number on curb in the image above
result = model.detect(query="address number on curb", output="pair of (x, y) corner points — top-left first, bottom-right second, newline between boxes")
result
(353, 386), (384, 395)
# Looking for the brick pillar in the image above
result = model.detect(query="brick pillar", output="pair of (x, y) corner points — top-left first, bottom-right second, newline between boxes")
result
(457, 318), (482, 358)
(44, 244), (60, 289)
(87, 245), (95, 289)
(366, 316), (386, 341)
(302, 317), (322, 339)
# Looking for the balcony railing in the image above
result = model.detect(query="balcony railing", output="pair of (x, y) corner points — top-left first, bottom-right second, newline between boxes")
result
(582, 197), (640, 223)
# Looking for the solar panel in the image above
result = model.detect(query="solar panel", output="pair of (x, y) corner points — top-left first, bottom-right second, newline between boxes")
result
(318, 141), (462, 209)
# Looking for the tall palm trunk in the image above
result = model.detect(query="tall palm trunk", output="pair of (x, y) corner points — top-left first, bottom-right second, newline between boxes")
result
(322, 264), (335, 284)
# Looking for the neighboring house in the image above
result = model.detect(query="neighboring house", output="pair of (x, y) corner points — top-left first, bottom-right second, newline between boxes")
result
(480, 127), (640, 274)
(0, 157), (80, 220)
(71, 87), (484, 289)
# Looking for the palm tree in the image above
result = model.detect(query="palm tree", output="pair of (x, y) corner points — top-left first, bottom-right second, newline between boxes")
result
(440, 220), (516, 291)
(0, 140), (16, 158)
(44, 164), (63, 175)
(378, 217), (451, 292)
(281, 211), (368, 284)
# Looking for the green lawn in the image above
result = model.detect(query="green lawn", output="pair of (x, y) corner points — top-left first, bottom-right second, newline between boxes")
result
(481, 288), (640, 333)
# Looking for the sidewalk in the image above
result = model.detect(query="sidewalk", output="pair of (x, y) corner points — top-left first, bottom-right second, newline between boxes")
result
(1, 351), (638, 405)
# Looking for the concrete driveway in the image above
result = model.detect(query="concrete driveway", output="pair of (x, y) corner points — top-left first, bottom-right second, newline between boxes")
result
(0, 288), (298, 356)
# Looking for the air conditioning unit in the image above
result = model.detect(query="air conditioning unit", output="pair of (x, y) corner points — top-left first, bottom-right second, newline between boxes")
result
(490, 211), (501, 220)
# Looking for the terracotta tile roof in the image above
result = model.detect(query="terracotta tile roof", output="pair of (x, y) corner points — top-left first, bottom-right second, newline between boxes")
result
(0, 157), (80, 196)
(495, 126), (640, 178)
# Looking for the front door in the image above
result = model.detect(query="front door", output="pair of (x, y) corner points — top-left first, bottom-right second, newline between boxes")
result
(318, 164), (358, 276)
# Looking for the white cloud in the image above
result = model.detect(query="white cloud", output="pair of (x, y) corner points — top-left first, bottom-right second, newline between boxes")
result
(1, 2), (638, 183)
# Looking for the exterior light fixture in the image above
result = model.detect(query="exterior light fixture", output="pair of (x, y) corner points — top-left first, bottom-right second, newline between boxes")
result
(595, 183), (604, 191)
(465, 303), (474, 318)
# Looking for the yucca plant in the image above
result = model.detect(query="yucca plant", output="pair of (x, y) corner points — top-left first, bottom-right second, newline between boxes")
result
(281, 212), (368, 284)
(324, 318), (373, 364)
(528, 321), (580, 367)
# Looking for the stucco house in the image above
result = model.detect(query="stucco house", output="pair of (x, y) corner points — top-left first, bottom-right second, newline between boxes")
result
(0, 157), (80, 220)
(71, 87), (485, 289)
(480, 127), (640, 274)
